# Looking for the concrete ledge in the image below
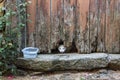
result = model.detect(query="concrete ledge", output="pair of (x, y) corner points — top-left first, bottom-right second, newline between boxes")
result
(15, 53), (109, 71)
(108, 54), (120, 70)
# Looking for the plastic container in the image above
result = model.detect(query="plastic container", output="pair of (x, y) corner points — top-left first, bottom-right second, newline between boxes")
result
(22, 47), (39, 58)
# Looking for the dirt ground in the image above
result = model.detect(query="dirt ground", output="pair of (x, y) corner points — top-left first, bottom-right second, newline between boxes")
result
(1, 69), (120, 80)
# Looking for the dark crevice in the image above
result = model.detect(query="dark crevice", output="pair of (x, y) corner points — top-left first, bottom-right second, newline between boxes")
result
(51, 39), (64, 53)
(66, 41), (78, 53)
(51, 39), (78, 53)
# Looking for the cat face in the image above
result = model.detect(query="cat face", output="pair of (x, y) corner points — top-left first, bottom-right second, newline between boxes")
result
(58, 45), (66, 53)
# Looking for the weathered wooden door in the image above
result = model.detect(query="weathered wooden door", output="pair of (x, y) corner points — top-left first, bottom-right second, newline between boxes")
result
(27, 0), (120, 54)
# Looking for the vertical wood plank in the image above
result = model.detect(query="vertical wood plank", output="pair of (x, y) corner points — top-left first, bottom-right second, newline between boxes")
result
(76, 0), (90, 53)
(105, 0), (120, 53)
(27, 0), (36, 33)
(27, 0), (36, 47)
(89, 0), (99, 52)
(51, 0), (64, 52)
(35, 0), (51, 52)
(63, 0), (76, 52)
(106, 0), (114, 53)
(97, 0), (106, 52)
(111, 0), (120, 53)
(26, 0), (120, 53)
(118, 0), (120, 53)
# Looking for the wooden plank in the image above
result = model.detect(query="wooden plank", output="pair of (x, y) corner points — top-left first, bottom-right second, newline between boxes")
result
(27, 0), (36, 33)
(97, 0), (106, 52)
(105, 0), (120, 53)
(89, 0), (99, 52)
(110, 0), (120, 53)
(63, 0), (76, 52)
(105, 0), (114, 53)
(27, 0), (36, 47)
(50, 0), (64, 52)
(26, 0), (120, 53)
(27, 0), (51, 52)
(34, 0), (51, 52)
(76, 0), (90, 53)
(118, 0), (120, 53)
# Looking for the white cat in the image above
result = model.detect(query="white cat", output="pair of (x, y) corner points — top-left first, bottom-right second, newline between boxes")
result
(58, 45), (66, 53)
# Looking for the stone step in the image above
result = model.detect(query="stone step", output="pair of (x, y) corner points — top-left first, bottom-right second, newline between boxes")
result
(15, 53), (109, 71)
(108, 54), (120, 70)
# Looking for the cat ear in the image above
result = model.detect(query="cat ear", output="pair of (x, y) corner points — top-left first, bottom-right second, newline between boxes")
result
(64, 47), (66, 50)
(58, 46), (61, 50)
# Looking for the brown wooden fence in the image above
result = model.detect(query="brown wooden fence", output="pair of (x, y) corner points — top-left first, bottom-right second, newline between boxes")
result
(27, 0), (120, 53)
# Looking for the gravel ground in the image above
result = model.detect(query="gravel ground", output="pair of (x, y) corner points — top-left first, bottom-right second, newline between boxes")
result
(1, 69), (120, 80)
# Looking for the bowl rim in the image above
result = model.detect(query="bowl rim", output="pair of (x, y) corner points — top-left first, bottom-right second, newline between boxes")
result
(22, 47), (39, 54)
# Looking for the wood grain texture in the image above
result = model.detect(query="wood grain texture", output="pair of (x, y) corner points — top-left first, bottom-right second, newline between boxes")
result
(50, 0), (64, 52)
(27, 0), (120, 53)
(76, 0), (90, 53)
(97, 0), (106, 52)
(27, 0), (36, 47)
(112, 0), (120, 53)
(89, 0), (99, 52)
(35, 0), (51, 52)
(63, 0), (76, 52)
(105, 0), (120, 53)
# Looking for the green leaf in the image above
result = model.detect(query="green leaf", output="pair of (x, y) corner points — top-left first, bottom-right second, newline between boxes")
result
(6, 12), (11, 16)
(0, 21), (2, 25)
(0, 72), (2, 76)
(80, 78), (85, 80)
(19, 23), (25, 27)
(0, 25), (3, 28)
(6, 22), (11, 26)
(12, 12), (16, 15)
(0, 62), (2, 66)
(0, 0), (30, 76)
(0, 48), (4, 52)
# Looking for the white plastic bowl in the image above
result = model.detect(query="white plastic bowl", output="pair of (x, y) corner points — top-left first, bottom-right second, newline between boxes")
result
(22, 47), (39, 58)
